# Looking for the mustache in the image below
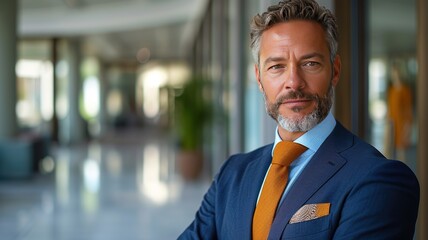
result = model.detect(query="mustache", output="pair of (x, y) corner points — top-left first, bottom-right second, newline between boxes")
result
(274, 90), (318, 106)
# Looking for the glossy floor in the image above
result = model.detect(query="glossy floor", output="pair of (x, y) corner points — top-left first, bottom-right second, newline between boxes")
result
(0, 127), (210, 240)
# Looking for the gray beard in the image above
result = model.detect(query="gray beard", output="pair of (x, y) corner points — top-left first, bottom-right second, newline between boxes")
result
(277, 108), (320, 132)
(263, 85), (334, 132)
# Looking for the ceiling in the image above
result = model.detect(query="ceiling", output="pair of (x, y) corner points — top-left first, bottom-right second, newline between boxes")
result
(18, 0), (416, 63)
(18, 0), (208, 64)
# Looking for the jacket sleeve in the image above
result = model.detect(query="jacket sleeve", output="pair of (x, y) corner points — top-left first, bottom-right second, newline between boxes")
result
(178, 176), (219, 240)
(333, 160), (419, 239)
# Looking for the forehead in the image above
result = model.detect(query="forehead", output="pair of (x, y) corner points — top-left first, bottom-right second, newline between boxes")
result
(259, 20), (329, 59)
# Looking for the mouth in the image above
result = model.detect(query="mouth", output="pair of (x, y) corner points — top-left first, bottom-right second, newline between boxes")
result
(283, 98), (312, 104)
(283, 98), (313, 106)
(278, 98), (313, 113)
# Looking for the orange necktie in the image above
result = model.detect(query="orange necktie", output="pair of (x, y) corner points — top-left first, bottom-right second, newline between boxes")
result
(252, 141), (307, 239)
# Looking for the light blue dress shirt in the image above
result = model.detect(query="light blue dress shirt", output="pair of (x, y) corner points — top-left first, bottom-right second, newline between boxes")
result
(257, 112), (336, 204)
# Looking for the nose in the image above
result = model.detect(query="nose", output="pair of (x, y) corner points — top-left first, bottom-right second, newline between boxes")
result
(284, 64), (305, 90)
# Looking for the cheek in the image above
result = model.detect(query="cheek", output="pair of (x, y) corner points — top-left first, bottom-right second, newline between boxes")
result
(262, 84), (281, 102)
(306, 79), (331, 96)
(261, 76), (284, 96)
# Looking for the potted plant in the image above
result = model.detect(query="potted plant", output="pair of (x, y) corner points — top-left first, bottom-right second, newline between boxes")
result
(174, 76), (211, 181)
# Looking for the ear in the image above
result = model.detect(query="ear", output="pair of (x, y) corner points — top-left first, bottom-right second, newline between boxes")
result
(255, 64), (263, 92)
(331, 55), (341, 87)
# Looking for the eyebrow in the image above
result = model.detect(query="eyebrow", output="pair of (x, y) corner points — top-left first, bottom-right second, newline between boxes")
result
(301, 52), (325, 61)
(262, 52), (326, 69)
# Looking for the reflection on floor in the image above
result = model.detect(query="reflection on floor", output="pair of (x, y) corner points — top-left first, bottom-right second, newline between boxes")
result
(0, 127), (210, 240)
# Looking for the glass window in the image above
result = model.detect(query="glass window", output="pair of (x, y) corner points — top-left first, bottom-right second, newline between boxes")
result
(16, 40), (53, 131)
(367, 0), (417, 170)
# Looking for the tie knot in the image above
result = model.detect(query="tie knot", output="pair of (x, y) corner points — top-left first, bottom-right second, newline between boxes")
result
(272, 141), (307, 166)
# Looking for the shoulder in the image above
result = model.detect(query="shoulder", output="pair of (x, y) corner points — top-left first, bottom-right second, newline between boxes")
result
(214, 144), (272, 180)
(327, 122), (418, 185)
(226, 144), (272, 166)
(329, 122), (386, 160)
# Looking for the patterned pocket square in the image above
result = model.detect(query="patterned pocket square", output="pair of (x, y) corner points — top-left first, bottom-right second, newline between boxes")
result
(289, 203), (331, 224)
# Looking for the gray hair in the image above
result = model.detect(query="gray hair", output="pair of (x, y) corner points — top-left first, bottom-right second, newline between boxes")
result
(250, 0), (338, 65)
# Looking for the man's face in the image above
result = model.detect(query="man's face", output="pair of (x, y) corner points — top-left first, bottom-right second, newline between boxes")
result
(255, 20), (340, 137)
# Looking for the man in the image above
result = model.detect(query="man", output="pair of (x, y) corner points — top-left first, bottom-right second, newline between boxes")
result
(179, 0), (419, 239)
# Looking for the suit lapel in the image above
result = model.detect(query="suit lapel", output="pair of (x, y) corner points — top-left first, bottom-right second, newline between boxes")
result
(234, 144), (272, 239)
(268, 123), (352, 239)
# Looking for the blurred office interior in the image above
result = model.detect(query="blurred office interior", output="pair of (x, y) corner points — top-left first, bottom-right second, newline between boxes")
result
(0, 0), (427, 239)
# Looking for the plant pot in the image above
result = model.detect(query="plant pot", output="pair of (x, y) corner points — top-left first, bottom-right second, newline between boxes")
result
(176, 150), (203, 181)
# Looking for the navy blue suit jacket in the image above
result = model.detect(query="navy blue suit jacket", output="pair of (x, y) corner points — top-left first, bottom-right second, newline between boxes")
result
(179, 123), (419, 239)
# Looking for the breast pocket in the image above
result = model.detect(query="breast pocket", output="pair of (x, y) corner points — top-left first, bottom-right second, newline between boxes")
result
(281, 216), (331, 240)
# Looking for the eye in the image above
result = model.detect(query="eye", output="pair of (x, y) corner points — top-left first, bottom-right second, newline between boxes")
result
(302, 61), (322, 71)
(268, 64), (284, 71)
(303, 61), (320, 67)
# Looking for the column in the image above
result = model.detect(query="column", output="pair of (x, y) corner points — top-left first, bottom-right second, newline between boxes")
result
(97, 63), (108, 137)
(67, 39), (86, 144)
(51, 38), (59, 142)
(417, 0), (428, 239)
(228, 0), (245, 155)
(59, 39), (86, 144)
(210, 0), (228, 174)
(0, 0), (18, 139)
